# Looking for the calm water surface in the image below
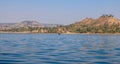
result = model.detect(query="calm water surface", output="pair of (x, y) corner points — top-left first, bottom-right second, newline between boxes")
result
(0, 34), (120, 64)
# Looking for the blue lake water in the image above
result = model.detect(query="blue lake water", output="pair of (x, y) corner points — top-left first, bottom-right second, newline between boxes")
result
(0, 34), (120, 64)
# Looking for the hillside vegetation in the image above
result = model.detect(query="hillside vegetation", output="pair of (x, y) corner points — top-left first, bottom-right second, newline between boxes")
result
(65, 14), (120, 33)
(1, 14), (120, 33)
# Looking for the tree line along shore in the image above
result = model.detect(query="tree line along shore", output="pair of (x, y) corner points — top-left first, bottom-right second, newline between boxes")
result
(1, 14), (120, 34)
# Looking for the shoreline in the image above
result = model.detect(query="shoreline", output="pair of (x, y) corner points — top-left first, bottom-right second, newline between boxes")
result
(1, 32), (120, 35)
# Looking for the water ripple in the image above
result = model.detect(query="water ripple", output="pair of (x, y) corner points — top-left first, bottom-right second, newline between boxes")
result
(0, 34), (120, 64)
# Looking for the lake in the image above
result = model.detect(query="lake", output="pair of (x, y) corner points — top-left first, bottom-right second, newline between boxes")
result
(0, 34), (120, 64)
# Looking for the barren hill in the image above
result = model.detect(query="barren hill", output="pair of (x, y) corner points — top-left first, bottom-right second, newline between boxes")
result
(66, 14), (120, 33)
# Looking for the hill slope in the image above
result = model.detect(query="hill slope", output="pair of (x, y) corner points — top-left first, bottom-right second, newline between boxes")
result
(1, 15), (120, 33)
(65, 15), (120, 33)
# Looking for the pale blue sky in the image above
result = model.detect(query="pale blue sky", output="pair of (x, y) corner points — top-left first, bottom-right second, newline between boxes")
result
(0, 0), (120, 24)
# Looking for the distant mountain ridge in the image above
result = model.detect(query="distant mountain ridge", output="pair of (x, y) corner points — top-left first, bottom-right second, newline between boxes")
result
(0, 21), (60, 29)
(0, 23), (15, 26)
(1, 14), (120, 33)
(13, 21), (44, 28)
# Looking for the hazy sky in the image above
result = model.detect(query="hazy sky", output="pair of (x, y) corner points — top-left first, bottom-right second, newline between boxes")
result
(0, 0), (120, 24)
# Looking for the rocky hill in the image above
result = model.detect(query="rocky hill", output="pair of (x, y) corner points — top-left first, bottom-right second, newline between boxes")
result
(66, 14), (120, 33)
(1, 14), (120, 33)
